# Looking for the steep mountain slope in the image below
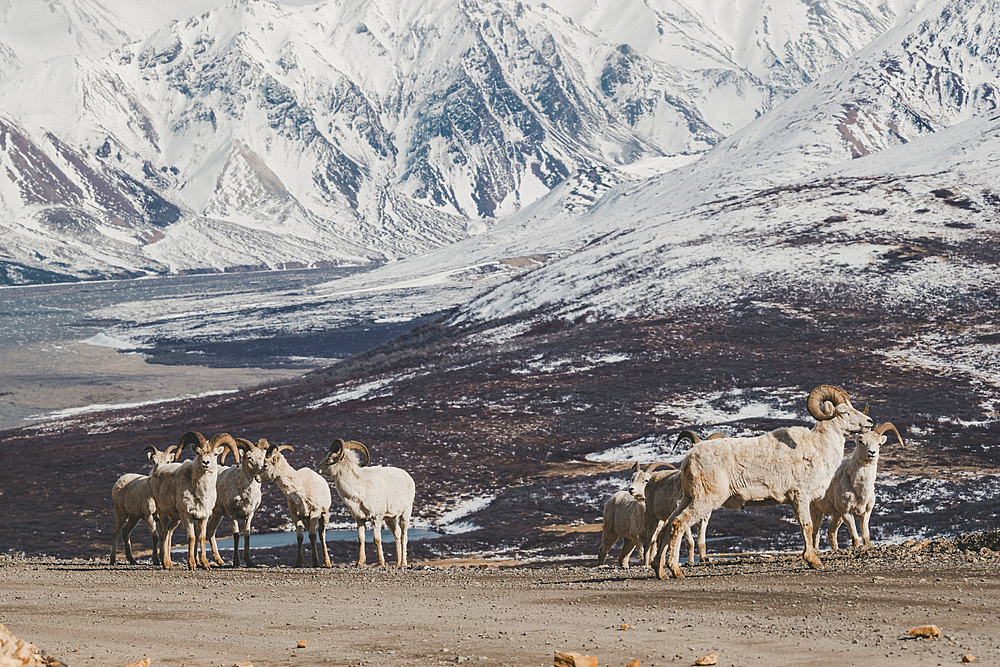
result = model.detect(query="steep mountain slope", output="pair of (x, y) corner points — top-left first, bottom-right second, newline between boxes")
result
(0, 0), (905, 284)
(459, 0), (1000, 324)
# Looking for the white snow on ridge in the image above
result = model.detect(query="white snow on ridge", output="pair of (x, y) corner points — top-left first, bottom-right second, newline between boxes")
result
(24, 389), (238, 427)
(83, 332), (136, 350)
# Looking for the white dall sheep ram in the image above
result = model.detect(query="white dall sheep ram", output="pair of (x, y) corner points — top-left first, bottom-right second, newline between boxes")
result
(811, 422), (902, 550)
(150, 431), (239, 570)
(639, 431), (725, 568)
(260, 440), (332, 567)
(207, 437), (268, 567)
(656, 385), (873, 579)
(317, 439), (416, 568)
(597, 461), (673, 568)
(109, 444), (181, 565)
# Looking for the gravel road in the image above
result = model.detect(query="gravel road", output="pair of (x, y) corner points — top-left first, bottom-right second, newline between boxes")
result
(2, 543), (998, 667)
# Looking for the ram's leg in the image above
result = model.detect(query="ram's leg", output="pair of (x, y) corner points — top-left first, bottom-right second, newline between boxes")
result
(294, 521), (305, 568)
(317, 514), (331, 567)
(844, 515), (862, 548)
(145, 513), (161, 566)
(861, 510), (872, 547)
(643, 517), (664, 568)
(372, 516), (388, 567)
(681, 525), (695, 566)
(355, 521), (367, 567)
(230, 525), (242, 568)
(399, 510), (412, 567)
(242, 515), (255, 567)
(307, 518), (320, 568)
(791, 495), (822, 569)
(658, 495), (698, 579)
(385, 517), (402, 568)
(179, 517), (198, 570)
(206, 513), (225, 566)
(698, 514), (711, 563)
(159, 518), (178, 570)
(196, 518), (212, 570)
(596, 524), (617, 567)
(618, 538), (636, 568)
(828, 514), (843, 550)
(809, 504), (825, 552)
(120, 515), (141, 565)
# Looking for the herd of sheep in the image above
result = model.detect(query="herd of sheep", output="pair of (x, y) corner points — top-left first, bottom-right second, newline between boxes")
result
(110, 432), (415, 570)
(111, 384), (899, 577)
(598, 384), (903, 579)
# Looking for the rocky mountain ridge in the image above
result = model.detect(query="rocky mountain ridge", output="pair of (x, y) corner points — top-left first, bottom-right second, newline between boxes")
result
(0, 0), (908, 284)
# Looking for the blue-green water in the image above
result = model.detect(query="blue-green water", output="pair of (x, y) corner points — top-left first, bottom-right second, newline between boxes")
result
(180, 527), (442, 551)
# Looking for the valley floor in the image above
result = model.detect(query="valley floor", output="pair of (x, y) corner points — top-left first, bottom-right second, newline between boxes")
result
(0, 340), (310, 431)
(1, 544), (998, 667)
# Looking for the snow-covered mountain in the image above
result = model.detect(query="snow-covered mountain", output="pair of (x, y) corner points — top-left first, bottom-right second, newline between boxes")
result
(0, 0), (907, 284)
(457, 0), (1000, 324)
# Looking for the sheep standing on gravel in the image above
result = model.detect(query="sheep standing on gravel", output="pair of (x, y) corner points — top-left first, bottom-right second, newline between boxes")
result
(597, 461), (672, 568)
(811, 422), (903, 550)
(109, 444), (181, 565)
(260, 440), (332, 568)
(150, 431), (239, 570)
(640, 431), (725, 568)
(317, 439), (415, 568)
(656, 385), (873, 579)
(207, 437), (268, 567)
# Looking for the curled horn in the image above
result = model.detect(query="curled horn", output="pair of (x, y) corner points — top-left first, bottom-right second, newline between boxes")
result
(675, 430), (702, 446)
(164, 444), (181, 462)
(326, 439), (346, 462)
(706, 432), (725, 440)
(343, 440), (370, 467)
(645, 461), (676, 473)
(143, 445), (158, 461)
(209, 433), (241, 464)
(236, 438), (254, 453)
(265, 440), (294, 457)
(873, 422), (904, 446)
(807, 385), (850, 421)
(178, 431), (208, 452)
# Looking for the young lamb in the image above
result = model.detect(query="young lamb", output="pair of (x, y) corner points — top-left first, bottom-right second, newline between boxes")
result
(317, 439), (416, 568)
(149, 431), (239, 570)
(597, 461), (673, 568)
(811, 422), (903, 550)
(109, 444), (181, 565)
(260, 440), (333, 568)
(639, 431), (725, 568)
(207, 437), (267, 567)
(656, 385), (873, 579)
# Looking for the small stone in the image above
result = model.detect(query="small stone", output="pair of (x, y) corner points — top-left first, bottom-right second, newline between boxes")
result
(620, 624), (631, 630)
(553, 651), (597, 667)
(626, 660), (640, 667)
(908, 625), (941, 639)
(120, 660), (150, 667)
(235, 663), (253, 667)
(962, 655), (976, 663)
(296, 640), (307, 649)
(656, 627), (669, 633)
(695, 652), (718, 666)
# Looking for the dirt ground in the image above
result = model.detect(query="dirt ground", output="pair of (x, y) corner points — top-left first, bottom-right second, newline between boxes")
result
(1, 550), (998, 667)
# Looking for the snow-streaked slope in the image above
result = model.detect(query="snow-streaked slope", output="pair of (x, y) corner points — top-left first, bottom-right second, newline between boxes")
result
(0, 0), (907, 284)
(453, 0), (999, 324)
